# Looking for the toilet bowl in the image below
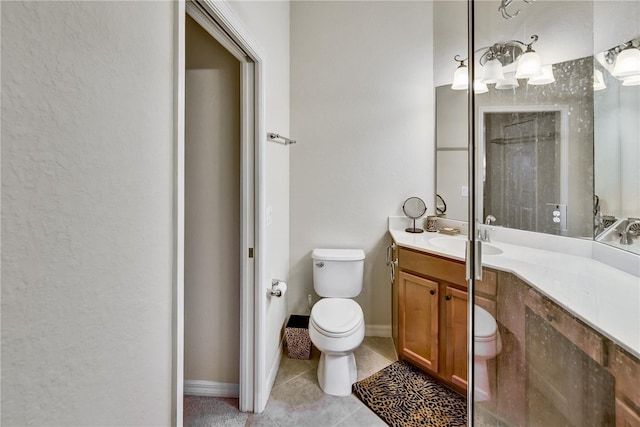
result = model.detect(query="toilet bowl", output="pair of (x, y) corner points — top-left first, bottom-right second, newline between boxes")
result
(474, 305), (502, 401)
(309, 298), (365, 396)
(308, 248), (366, 396)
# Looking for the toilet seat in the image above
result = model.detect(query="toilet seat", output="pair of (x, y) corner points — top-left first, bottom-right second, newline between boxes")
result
(311, 298), (364, 338)
(475, 305), (497, 340)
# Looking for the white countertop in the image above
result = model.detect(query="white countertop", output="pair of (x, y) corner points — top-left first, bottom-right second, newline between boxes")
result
(389, 224), (640, 359)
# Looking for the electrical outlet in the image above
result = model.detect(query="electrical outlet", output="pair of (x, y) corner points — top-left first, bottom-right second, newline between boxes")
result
(547, 203), (567, 231)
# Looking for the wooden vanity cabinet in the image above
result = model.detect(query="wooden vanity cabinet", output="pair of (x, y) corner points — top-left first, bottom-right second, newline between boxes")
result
(445, 285), (469, 389)
(395, 245), (497, 393)
(610, 346), (640, 427)
(398, 271), (439, 372)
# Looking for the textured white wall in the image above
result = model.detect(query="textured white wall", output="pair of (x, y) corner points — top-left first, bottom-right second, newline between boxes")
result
(225, 0), (291, 390)
(290, 1), (435, 328)
(1, 1), (174, 425)
(184, 15), (241, 384)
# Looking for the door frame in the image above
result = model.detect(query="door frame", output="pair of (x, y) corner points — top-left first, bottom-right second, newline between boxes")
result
(173, 0), (266, 423)
(477, 105), (569, 228)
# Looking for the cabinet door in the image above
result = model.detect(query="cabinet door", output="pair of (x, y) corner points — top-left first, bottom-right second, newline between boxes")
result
(399, 271), (439, 373)
(445, 285), (468, 388)
(616, 398), (640, 427)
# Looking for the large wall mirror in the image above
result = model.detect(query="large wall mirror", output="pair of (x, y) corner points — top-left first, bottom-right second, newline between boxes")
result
(433, 0), (640, 255)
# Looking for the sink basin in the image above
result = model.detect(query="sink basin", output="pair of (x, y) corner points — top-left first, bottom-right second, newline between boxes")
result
(429, 237), (503, 255)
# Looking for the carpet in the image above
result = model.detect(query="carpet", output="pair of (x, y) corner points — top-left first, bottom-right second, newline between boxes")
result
(352, 360), (467, 427)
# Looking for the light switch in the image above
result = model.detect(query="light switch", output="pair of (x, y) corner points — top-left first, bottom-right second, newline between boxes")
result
(461, 186), (468, 197)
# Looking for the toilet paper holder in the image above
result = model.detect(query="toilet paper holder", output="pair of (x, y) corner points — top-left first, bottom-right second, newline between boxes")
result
(269, 279), (286, 297)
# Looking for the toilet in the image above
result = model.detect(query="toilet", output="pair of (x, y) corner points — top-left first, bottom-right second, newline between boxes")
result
(308, 248), (366, 396)
(474, 305), (502, 401)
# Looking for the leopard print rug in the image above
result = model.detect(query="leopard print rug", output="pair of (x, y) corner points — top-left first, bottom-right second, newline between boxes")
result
(352, 361), (467, 427)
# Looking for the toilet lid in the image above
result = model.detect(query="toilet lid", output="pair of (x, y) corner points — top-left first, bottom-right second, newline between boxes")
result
(474, 305), (497, 338)
(311, 298), (363, 336)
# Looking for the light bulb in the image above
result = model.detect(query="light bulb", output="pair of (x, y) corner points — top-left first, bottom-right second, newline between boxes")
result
(451, 64), (469, 90)
(515, 50), (541, 79)
(495, 72), (519, 90)
(528, 65), (555, 85)
(613, 48), (640, 78)
(474, 79), (488, 94)
(482, 58), (505, 84)
(593, 69), (607, 91)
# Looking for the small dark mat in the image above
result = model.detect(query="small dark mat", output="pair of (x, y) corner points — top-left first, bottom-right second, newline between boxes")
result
(352, 360), (467, 427)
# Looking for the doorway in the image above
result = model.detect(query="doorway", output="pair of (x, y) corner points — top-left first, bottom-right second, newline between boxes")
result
(484, 111), (561, 233)
(183, 13), (241, 398)
(477, 105), (569, 235)
(174, 1), (266, 423)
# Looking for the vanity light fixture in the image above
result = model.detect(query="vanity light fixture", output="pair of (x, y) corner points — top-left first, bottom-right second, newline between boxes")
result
(514, 36), (542, 79)
(605, 37), (640, 82)
(451, 55), (469, 90)
(528, 64), (555, 85)
(474, 79), (489, 94)
(612, 46), (640, 78)
(495, 72), (519, 89)
(593, 69), (607, 91)
(452, 35), (549, 92)
(482, 57), (505, 84)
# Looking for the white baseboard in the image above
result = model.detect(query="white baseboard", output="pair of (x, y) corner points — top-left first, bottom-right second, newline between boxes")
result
(184, 379), (239, 398)
(365, 324), (392, 337)
(266, 338), (284, 393)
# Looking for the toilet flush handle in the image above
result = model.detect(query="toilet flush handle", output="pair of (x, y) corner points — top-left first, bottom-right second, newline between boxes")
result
(316, 262), (325, 268)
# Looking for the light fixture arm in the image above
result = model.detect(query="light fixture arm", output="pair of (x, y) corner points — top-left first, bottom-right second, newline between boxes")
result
(454, 55), (467, 67)
(524, 34), (539, 51)
(471, 34), (539, 67)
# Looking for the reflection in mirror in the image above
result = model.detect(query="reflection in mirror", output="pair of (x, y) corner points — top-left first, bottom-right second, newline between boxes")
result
(436, 57), (594, 239)
(434, 1), (639, 252)
(435, 86), (468, 222)
(477, 57), (594, 239)
(594, 45), (640, 254)
(483, 109), (566, 235)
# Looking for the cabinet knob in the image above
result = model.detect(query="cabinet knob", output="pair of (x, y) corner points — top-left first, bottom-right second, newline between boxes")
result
(445, 295), (452, 301)
(430, 289), (436, 295)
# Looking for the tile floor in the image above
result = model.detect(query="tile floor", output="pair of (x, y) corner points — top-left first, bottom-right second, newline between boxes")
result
(183, 337), (397, 427)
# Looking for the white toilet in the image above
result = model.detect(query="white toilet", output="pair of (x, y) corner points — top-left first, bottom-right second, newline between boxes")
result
(474, 305), (502, 401)
(308, 248), (366, 397)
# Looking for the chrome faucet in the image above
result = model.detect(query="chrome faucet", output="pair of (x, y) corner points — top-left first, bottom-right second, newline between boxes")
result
(480, 215), (496, 242)
(620, 220), (640, 245)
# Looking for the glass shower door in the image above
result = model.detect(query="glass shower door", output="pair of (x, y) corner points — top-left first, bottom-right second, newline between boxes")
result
(468, 1), (639, 426)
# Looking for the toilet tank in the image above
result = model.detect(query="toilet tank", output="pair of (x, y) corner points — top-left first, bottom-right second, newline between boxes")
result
(312, 248), (365, 298)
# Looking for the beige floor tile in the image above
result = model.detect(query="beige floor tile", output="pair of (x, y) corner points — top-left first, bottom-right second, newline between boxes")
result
(353, 345), (395, 381)
(185, 337), (395, 426)
(265, 370), (364, 426)
(335, 406), (389, 427)
(273, 351), (315, 388)
(361, 336), (397, 362)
